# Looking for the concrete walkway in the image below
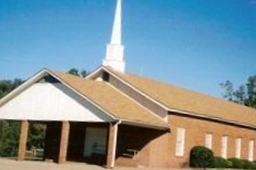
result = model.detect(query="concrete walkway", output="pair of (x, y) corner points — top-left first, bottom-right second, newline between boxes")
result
(0, 158), (175, 170)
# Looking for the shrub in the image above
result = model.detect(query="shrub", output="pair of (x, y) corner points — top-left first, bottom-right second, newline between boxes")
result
(251, 161), (256, 169)
(189, 146), (214, 168)
(241, 159), (253, 169)
(228, 158), (256, 169)
(228, 158), (244, 169)
(213, 156), (232, 168)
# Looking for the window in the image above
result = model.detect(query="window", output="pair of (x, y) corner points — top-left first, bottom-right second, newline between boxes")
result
(235, 138), (242, 158)
(221, 136), (228, 158)
(248, 140), (254, 161)
(205, 133), (213, 149)
(102, 72), (110, 82)
(176, 127), (186, 156)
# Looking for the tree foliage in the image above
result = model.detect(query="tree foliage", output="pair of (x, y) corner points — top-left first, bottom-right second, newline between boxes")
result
(220, 75), (256, 108)
(0, 79), (23, 98)
(67, 68), (89, 78)
(0, 79), (23, 157)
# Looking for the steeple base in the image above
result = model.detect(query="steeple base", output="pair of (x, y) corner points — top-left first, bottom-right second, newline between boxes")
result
(103, 44), (125, 73)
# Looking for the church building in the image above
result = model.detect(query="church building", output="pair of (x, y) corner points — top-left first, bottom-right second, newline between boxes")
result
(1, 0), (256, 168)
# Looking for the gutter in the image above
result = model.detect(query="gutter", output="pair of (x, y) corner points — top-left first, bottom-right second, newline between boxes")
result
(121, 119), (169, 131)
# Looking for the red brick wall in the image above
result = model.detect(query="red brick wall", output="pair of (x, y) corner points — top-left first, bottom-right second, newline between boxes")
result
(115, 125), (170, 168)
(168, 113), (256, 168)
(115, 114), (256, 168)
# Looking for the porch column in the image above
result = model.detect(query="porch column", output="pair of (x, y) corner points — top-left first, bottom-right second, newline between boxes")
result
(106, 122), (119, 168)
(18, 120), (29, 161)
(58, 121), (70, 164)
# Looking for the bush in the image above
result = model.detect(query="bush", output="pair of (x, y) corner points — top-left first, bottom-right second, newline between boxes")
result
(251, 161), (256, 169)
(228, 158), (244, 169)
(213, 156), (232, 168)
(241, 159), (253, 169)
(228, 158), (256, 169)
(189, 146), (214, 168)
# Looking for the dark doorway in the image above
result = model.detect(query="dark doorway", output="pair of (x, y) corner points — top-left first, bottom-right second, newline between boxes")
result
(44, 122), (62, 162)
(67, 122), (86, 161)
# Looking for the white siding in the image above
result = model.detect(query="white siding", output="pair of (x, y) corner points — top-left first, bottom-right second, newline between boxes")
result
(176, 127), (185, 156)
(0, 83), (113, 122)
(235, 138), (242, 158)
(221, 136), (228, 158)
(248, 140), (254, 161)
(205, 133), (213, 149)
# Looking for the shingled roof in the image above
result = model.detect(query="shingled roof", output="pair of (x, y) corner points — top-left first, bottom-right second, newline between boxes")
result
(51, 71), (169, 129)
(103, 67), (256, 128)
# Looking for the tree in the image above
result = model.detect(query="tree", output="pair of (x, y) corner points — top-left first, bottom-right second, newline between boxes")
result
(27, 123), (46, 150)
(80, 70), (88, 78)
(67, 68), (89, 78)
(67, 68), (80, 77)
(220, 75), (256, 109)
(0, 79), (23, 157)
(233, 85), (246, 105)
(220, 80), (234, 101)
(0, 121), (20, 157)
(245, 75), (256, 108)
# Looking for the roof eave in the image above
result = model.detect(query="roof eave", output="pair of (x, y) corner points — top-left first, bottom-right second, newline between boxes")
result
(168, 108), (256, 130)
(121, 119), (169, 131)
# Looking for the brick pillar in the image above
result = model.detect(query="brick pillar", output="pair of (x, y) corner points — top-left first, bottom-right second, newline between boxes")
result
(106, 122), (118, 168)
(18, 120), (29, 161)
(58, 121), (70, 164)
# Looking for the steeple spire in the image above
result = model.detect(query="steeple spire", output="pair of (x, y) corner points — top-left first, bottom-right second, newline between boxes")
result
(111, 0), (122, 44)
(103, 0), (125, 73)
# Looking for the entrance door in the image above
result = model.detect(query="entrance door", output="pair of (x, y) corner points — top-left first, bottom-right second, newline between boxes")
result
(84, 127), (107, 164)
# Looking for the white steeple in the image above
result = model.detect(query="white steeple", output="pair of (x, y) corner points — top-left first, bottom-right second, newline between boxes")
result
(103, 0), (125, 73)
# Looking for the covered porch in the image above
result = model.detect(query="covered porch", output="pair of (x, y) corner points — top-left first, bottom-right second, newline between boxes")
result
(0, 69), (169, 168)
(17, 120), (118, 168)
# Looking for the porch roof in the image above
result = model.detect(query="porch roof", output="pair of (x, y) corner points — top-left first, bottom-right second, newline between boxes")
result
(51, 71), (169, 130)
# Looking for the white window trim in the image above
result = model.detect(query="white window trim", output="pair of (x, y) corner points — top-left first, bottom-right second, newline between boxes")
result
(248, 139), (254, 161)
(205, 133), (213, 149)
(175, 127), (186, 157)
(221, 136), (228, 159)
(235, 138), (242, 159)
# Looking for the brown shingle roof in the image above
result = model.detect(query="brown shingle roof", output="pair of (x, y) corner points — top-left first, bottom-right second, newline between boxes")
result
(51, 71), (168, 129)
(107, 68), (256, 127)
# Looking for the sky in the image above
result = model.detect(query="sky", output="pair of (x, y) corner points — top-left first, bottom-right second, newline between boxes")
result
(0, 0), (256, 98)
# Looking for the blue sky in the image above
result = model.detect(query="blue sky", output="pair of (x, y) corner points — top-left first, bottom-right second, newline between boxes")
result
(0, 0), (256, 98)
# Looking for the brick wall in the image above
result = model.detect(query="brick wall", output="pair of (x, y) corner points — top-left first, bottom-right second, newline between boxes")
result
(115, 125), (170, 168)
(168, 113), (256, 168)
(115, 114), (256, 168)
